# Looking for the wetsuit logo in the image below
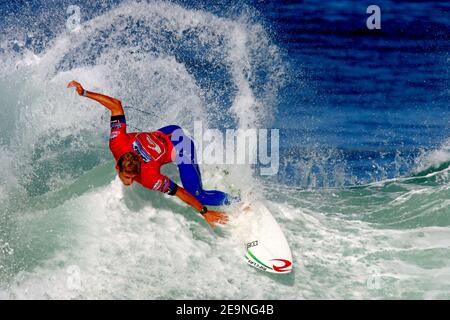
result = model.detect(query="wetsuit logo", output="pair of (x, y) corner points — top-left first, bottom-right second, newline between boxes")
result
(110, 131), (119, 140)
(153, 179), (162, 190)
(162, 179), (169, 191)
(110, 120), (122, 129)
(146, 135), (162, 154)
(142, 133), (166, 161)
(132, 139), (152, 163)
(133, 133), (166, 162)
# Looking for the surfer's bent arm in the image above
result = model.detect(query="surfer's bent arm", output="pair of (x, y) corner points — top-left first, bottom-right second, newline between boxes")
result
(67, 80), (124, 116)
(174, 186), (229, 226)
(162, 180), (228, 226)
(174, 186), (204, 212)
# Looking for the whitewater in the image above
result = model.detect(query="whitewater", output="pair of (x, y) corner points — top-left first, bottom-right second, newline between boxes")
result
(0, 0), (449, 299)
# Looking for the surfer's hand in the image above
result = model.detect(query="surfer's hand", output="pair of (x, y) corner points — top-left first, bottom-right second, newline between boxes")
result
(203, 210), (229, 228)
(67, 80), (84, 96)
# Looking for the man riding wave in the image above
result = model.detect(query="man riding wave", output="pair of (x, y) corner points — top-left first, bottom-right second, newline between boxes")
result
(68, 80), (233, 227)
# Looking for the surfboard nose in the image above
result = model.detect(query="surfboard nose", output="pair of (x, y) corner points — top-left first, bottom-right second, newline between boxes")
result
(236, 201), (293, 274)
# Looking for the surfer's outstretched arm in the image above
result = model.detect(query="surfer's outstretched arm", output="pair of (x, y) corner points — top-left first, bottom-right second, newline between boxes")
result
(67, 80), (124, 116)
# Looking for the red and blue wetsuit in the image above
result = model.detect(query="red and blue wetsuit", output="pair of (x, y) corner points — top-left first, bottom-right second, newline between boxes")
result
(109, 115), (231, 206)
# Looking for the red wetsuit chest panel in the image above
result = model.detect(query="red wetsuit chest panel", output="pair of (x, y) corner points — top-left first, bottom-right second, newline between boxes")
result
(109, 124), (174, 193)
(131, 132), (172, 164)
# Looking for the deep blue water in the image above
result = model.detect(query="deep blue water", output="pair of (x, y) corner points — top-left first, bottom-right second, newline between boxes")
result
(261, 0), (450, 186)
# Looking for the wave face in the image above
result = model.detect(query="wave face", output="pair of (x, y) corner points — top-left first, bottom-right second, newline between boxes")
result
(1, 0), (449, 299)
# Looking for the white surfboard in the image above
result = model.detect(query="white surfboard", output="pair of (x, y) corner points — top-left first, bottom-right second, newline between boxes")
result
(232, 202), (293, 274)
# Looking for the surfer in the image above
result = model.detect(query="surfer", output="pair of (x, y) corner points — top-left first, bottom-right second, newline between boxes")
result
(68, 80), (232, 228)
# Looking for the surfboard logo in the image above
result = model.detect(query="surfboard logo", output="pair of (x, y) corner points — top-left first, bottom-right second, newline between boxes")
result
(246, 251), (292, 273)
(246, 240), (258, 250)
(246, 258), (268, 272)
(270, 259), (292, 272)
(132, 139), (152, 163)
(241, 203), (293, 274)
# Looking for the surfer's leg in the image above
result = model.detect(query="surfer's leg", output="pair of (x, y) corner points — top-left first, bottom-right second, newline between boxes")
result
(157, 125), (232, 206)
(195, 189), (232, 206)
(157, 125), (203, 193)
